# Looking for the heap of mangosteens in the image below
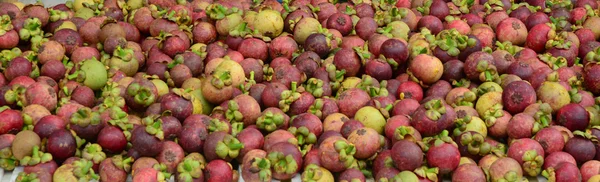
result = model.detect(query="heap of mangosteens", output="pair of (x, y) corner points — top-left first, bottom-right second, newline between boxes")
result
(4, 0), (600, 181)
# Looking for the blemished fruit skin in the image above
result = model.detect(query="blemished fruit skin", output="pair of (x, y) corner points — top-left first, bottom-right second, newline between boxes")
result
(6, 0), (600, 181)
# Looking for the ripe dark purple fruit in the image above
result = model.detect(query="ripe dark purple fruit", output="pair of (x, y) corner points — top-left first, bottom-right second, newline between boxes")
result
(564, 135), (596, 164)
(556, 103), (590, 131)
(427, 141), (460, 174)
(391, 140), (423, 171)
(502, 81), (536, 114)
(326, 13), (353, 36)
(45, 129), (76, 162)
(380, 39), (409, 66)
(534, 128), (566, 154)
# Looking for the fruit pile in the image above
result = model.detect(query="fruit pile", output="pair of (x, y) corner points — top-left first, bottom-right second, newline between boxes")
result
(2, 0), (600, 181)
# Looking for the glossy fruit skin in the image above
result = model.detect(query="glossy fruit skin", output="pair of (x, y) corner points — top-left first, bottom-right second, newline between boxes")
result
(391, 140), (423, 171)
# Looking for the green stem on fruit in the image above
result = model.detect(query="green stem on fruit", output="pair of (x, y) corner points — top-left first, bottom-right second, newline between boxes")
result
(414, 166), (439, 182)
(278, 82), (302, 112)
(208, 118), (229, 133)
(70, 107), (101, 128)
(256, 111), (285, 132)
(394, 126), (418, 142)
(215, 134), (244, 159)
(267, 152), (298, 175)
(225, 100), (244, 123)
(522, 150), (544, 176)
(82, 143), (106, 164)
(112, 155), (133, 172)
(308, 98), (324, 119)
(305, 78), (325, 98)
(142, 115), (165, 140)
(334, 140), (356, 168)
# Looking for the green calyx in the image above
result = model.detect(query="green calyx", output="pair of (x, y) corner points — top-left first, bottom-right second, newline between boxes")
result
(70, 130), (87, 152)
(494, 41), (524, 56)
(19, 146), (53, 166)
(228, 22), (254, 38)
(379, 55), (399, 70)
(288, 126), (317, 151)
(476, 61), (500, 83)
(416, 0), (433, 15)
(111, 155), (133, 172)
(48, 9), (70, 22)
(142, 115), (164, 140)
(573, 130), (599, 142)
(326, 63), (345, 86)
(483, 0), (506, 13)
(126, 83), (156, 107)
(414, 166), (439, 182)
(249, 157), (272, 182)
(421, 130), (455, 152)
(545, 0), (572, 12)
(394, 126), (419, 142)
(4, 85), (26, 107)
(70, 107), (101, 127)
(363, 77), (390, 98)
(113, 46), (135, 62)
(189, 43), (208, 59)
(569, 89), (583, 104)
(205, 4), (242, 20)
(545, 30), (571, 50)
(483, 103), (504, 127)
(585, 46), (600, 64)
(177, 158), (204, 181)
(522, 150), (544, 176)
(372, 99), (393, 119)
(101, 82), (122, 99)
(210, 70), (233, 89)
(473, 82), (503, 96)
(539, 53), (567, 70)
(152, 163), (171, 181)
(19, 18), (43, 41)
(267, 152), (298, 175)
(433, 29), (473, 57)
(354, 45), (372, 63)
(262, 64), (274, 82)
(239, 71), (257, 95)
(459, 132), (492, 156)
(82, 143), (106, 164)
(256, 111), (285, 132)
(305, 78), (325, 98)
(308, 99), (325, 119)
(497, 171), (520, 182)
(279, 82), (303, 112)
(16, 172), (40, 182)
(334, 140), (357, 168)
(533, 103), (552, 130)
(451, 79), (471, 89)
(168, 54), (185, 69)
(0, 147), (17, 170)
(453, 114), (473, 136)
(208, 118), (229, 133)
(452, 0), (475, 14)
(165, 8), (191, 26)
(214, 134), (244, 159)
(542, 167), (556, 182)
(424, 99), (447, 121)
(0, 15), (12, 36)
(0, 47), (22, 68)
(107, 107), (132, 140)
(225, 100), (243, 123)
(302, 164), (328, 182)
(452, 90), (477, 107)
(100, 95), (126, 112)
